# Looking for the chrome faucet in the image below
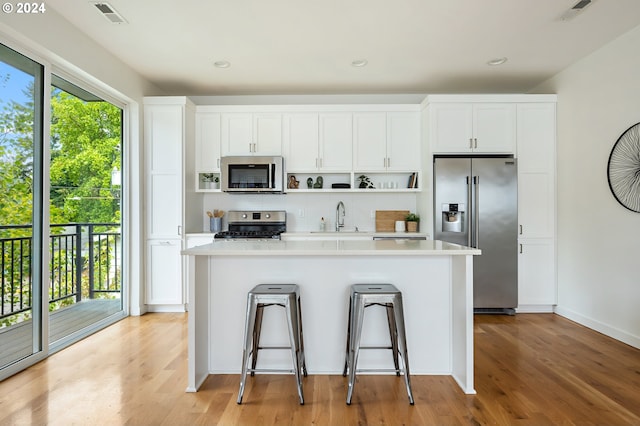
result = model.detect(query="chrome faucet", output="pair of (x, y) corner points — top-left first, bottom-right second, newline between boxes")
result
(336, 201), (345, 231)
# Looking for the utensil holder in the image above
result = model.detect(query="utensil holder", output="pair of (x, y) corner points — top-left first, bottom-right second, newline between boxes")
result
(210, 217), (222, 233)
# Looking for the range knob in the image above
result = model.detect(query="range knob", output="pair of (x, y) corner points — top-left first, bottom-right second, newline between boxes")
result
(265, 213), (271, 219)
(242, 213), (248, 219)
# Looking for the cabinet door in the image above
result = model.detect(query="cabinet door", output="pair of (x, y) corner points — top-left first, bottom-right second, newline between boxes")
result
(473, 103), (516, 153)
(517, 103), (556, 239)
(146, 104), (183, 173)
(145, 104), (183, 239)
(386, 112), (420, 171)
(353, 112), (387, 170)
(517, 103), (555, 172)
(195, 112), (221, 172)
(283, 113), (319, 171)
(253, 113), (282, 155)
(429, 103), (474, 153)
(146, 240), (183, 305)
(518, 173), (554, 238)
(221, 113), (253, 155)
(518, 239), (556, 306)
(319, 113), (352, 171)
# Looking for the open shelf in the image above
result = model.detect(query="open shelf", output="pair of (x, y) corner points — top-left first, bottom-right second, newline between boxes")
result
(196, 172), (221, 192)
(285, 171), (420, 193)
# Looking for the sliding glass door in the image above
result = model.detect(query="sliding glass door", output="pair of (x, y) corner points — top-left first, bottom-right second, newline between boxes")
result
(48, 75), (124, 348)
(0, 44), (45, 369)
(1, 42), (127, 376)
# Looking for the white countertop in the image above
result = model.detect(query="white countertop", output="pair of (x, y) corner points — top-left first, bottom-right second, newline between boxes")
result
(182, 239), (480, 256)
(186, 231), (431, 239)
(281, 231), (430, 238)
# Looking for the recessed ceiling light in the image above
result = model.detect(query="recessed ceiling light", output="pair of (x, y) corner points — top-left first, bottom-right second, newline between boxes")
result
(487, 57), (508, 66)
(351, 59), (368, 67)
(214, 61), (231, 69)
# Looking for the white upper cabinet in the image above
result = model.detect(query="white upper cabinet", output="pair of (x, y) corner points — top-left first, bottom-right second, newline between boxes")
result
(353, 111), (420, 171)
(430, 103), (516, 154)
(319, 113), (353, 171)
(284, 112), (352, 172)
(386, 112), (421, 171)
(353, 112), (387, 170)
(221, 113), (282, 156)
(195, 111), (221, 172)
(284, 113), (319, 170)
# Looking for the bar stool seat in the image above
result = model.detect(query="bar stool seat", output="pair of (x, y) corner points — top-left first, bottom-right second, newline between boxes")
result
(237, 284), (307, 405)
(342, 283), (414, 405)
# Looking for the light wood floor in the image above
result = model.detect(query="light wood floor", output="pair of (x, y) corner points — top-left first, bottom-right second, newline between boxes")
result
(1, 313), (639, 425)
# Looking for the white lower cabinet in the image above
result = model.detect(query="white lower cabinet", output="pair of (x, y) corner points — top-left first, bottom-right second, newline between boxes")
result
(146, 240), (184, 308)
(517, 239), (556, 311)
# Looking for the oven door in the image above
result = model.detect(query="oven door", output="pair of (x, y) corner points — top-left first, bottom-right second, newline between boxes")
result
(221, 156), (284, 193)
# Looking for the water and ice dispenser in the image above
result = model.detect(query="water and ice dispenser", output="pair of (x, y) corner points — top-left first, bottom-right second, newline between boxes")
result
(441, 203), (465, 233)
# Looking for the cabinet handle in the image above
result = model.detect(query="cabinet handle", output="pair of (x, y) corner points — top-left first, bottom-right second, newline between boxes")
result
(469, 138), (473, 149)
(519, 244), (523, 254)
(519, 224), (523, 235)
(474, 138), (478, 149)
(178, 225), (182, 236)
(387, 157), (390, 168)
(217, 158), (220, 168)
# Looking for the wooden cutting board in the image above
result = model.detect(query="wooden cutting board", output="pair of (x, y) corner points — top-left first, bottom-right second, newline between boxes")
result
(375, 210), (409, 232)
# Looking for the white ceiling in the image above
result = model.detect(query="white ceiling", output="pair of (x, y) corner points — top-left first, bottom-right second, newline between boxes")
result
(47, 0), (640, 96)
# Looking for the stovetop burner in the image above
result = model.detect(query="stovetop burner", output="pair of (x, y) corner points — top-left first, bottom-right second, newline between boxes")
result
(214, 210), (286, 240)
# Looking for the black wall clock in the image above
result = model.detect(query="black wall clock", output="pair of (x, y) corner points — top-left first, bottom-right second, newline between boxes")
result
(607, 122), (640, 213)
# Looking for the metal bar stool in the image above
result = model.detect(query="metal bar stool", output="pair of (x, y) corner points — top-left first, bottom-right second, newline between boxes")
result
(237, 284), (307, 405)
(342, 283), (414, 405)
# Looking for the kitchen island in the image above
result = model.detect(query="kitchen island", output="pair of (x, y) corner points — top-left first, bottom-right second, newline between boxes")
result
(182, 239), (480, 395)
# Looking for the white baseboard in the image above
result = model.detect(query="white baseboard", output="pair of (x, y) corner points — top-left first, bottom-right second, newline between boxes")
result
(146, 304), (187, 313)
(554, 305), (640, 350)
(516, 304), (555, 313)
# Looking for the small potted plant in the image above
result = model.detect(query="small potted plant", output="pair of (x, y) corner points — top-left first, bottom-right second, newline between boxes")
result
(405, 213), (420, 232)
(201, 173), (216, 189)
(358, 175), (375, 189)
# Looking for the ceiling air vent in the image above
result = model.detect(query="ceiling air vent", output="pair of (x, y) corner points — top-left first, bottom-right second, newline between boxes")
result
(91, 2), (127, 24)
(559, 0), (595, 21)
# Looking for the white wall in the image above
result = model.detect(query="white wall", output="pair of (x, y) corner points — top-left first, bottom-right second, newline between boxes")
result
(1, 9), (161, 316)
(533, 25), (640, 348)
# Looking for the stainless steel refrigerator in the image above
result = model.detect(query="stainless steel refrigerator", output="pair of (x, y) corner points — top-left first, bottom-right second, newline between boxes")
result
(434, 156), (518, 314)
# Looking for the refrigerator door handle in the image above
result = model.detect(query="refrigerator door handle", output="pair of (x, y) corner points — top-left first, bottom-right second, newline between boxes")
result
(467, 175), (472, 247)
(473, 175), (480, 248)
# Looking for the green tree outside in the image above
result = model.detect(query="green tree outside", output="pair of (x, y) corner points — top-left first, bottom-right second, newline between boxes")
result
(1, 81), (122, 327)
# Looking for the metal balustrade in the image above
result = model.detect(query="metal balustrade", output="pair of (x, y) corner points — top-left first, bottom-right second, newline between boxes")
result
(1, 223), (121, 323)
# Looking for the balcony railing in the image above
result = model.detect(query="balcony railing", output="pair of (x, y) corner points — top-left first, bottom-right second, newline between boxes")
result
(1, 223), (121, 324)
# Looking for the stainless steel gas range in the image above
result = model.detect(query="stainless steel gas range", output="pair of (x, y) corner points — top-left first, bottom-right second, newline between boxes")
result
(214, 210), (286, 240)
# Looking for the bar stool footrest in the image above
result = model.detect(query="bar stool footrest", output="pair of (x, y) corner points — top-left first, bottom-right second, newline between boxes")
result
(248, 368), (296, 374)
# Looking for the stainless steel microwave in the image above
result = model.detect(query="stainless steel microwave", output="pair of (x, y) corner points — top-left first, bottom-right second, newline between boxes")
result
(221, 156), (284, 193)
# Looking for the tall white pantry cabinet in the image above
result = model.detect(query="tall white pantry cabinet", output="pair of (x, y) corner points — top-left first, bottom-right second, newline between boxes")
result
(143, 97), (196, 312)
(516, 102), (557, 311)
